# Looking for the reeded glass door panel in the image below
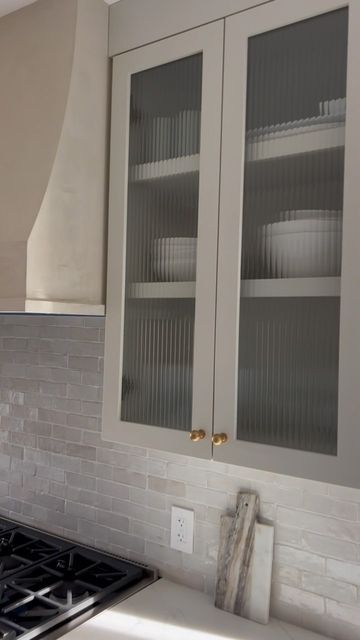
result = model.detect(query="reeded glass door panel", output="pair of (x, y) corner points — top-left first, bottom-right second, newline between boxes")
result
(238, 9), (348, 453)
(122, 55), (202, 430)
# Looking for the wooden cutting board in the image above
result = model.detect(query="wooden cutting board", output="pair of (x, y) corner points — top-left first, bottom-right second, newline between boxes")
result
(215, 492), (274, 624)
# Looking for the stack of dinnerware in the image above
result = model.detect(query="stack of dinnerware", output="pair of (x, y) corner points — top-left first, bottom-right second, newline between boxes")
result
(319, 97), (346, 117)
(261, 210), (342, 278)
(144, 110), (201, 162)
(279, 209), (341, 222)
(152, 237), (197, 281)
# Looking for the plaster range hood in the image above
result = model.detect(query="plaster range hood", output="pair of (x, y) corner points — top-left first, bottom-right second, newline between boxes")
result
(0, 0), (109, 314)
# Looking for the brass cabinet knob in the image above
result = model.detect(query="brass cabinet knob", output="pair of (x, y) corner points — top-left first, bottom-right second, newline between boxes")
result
(189, 429), (206, 442)
(212, 432), (228, 446)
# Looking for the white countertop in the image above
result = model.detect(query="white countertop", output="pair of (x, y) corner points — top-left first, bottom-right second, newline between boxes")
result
(61, 578), (330, 640)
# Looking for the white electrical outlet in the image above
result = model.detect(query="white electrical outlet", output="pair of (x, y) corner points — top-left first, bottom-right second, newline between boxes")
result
(170, 506), (194, 554)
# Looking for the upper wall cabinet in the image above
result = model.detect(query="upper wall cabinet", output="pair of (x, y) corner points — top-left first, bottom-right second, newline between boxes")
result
(214, 0), (360, 487)
(105, 0), (360, 487)
(103, 23), (224, 457)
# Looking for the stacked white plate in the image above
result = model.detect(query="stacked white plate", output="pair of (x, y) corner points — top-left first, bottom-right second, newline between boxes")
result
(152, 237), (197, 281)
(262, 210), (342, 278)
(319, 97), (346, 117)
(143, 110), (201, 162)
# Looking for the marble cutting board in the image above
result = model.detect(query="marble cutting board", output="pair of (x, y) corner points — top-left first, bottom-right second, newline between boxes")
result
(241, 521), (275, 624)
(215, 491), (274, 625)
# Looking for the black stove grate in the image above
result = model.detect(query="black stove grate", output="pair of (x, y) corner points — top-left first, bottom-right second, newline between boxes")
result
(0, 530), (69, 582)
(0, 519), (147, 640)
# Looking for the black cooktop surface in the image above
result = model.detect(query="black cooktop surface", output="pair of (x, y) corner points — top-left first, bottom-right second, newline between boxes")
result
(0, 518), (147, 640)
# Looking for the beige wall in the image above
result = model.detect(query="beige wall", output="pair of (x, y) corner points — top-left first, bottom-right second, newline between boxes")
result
(0, 0), (77, 244)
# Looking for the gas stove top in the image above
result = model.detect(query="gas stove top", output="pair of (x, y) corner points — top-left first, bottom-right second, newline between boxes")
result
(0, 517), (157, 640)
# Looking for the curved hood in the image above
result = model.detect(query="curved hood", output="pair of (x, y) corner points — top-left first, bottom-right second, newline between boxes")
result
(0, 0), (109, 314)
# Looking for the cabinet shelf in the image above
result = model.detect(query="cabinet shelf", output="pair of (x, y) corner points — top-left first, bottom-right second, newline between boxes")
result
(128, 282), (196, 299)
(241, 277), (340, 298)
(129, 155), (200, 185)
(130, 278), (340, 299)
(246, 122), (345, 162)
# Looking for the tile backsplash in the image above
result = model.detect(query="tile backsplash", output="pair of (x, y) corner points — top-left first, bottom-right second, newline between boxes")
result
(0, 315), (359, 639)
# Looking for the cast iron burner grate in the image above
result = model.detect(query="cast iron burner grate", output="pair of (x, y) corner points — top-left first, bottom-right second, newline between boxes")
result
(0, 518), (151, 640)
(5, 600), (59, 631)
(0, 532), (62, 581)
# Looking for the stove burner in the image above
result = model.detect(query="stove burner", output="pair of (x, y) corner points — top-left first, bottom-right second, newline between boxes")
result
(45, 553), (94, 607)
(49, 582), (90, 607)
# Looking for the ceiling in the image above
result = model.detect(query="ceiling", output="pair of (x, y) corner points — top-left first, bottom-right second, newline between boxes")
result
(0, 0), (117, 19)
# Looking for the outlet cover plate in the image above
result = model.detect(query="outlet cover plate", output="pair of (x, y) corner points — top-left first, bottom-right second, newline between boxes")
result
(170, 506), (194, 554)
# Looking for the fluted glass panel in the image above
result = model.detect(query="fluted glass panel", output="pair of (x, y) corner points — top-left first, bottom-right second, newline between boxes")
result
(121, 54), (202, 430)
(238, 298), (339, 454)
(237, 9), (348, 453)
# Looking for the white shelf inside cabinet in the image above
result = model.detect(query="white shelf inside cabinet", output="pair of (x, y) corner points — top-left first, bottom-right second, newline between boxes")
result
(128, 282), (196, 299)
(129, 154), (200, 184)
(241, 277), (341, 298)
(246, 122), (345, 162)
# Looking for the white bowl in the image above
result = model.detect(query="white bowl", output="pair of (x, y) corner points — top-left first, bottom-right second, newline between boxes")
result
(152, 238), (197, 281)
(268, 230), (342, 277)
(268, 219), (342, 235)
(153, 256), (197, 281)
(279, 209), (342, 222)
(160, 260), (196, 281)
(153, 237), (197, 246)
(319, 98), (346, 117)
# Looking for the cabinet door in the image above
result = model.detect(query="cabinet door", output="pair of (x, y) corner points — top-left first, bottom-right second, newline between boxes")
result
(103, 23), (223, 457)
(214, 0), (360, 486)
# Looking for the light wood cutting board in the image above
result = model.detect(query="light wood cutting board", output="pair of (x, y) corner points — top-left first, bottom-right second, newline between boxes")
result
(215, 491), (274, 624)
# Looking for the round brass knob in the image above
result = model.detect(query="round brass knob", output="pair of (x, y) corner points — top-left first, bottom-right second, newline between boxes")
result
(189, 429), (206, 442)
(212, 433), (228, 446)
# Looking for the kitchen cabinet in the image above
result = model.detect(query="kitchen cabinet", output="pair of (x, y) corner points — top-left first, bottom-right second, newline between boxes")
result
(214, 0), (360, 487)
(102, 22), (223, 458)
(103, 0), (360, 487)
(108, 0), (273, 56)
